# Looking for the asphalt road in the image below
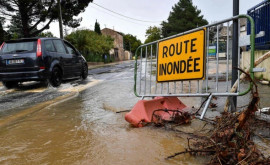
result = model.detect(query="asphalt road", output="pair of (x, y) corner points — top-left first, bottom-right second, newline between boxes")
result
(0, 61), (135, 118)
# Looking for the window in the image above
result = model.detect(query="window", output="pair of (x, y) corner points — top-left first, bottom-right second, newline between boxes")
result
(114, 48), (118, 58)
(45, 40), (55, 52)
(53, 40), (66, 53)
(2, 41), (35, 53)
(64, 42), (77, 55)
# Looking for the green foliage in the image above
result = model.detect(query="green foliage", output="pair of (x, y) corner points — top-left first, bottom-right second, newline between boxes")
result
(11, 33), (19, 40)
(161, 0), (208, 37)
(94, 20), (101, 35)
(65, 29), (114, 62)
(0, 0), (93, 37)
(0, 17), (12, 42)
(145, 26), (162, 44)
(38, 31), (55, 38)
(123, 34), (142, 55)
(6, 13), (24, 39)
(85, 54), (115, 63)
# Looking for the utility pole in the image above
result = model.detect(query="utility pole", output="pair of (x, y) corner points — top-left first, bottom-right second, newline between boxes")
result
(129, 41), (132, 60)
(232, 0), (239, 112)
(57, 0), (64, 39)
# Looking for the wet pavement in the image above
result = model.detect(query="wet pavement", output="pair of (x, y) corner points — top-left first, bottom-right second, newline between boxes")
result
(0, 60), (269, 164)
(0, 61), (208, 164)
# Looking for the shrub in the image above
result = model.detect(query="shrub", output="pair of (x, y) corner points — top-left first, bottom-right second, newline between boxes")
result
(65, 29), (114, 62)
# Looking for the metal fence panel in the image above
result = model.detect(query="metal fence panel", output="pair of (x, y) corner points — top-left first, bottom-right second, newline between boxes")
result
(247, 0), (270, 50)
(133, 15), (255, 119)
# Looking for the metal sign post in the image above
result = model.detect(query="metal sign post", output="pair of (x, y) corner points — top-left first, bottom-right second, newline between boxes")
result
(232, 0), (239, 112)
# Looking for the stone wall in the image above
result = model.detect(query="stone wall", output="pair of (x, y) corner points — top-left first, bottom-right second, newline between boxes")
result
(124, 51), (131, 60)
(101, 28), (125, 61)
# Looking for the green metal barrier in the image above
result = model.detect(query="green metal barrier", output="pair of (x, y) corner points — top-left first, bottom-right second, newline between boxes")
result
(133, 15), (256, 118)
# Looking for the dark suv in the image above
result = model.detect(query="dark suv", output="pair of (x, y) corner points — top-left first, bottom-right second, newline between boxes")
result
(0, 38), (88, 88)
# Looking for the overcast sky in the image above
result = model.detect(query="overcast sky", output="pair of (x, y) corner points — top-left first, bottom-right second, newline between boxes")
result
(48, 0), (262, 42)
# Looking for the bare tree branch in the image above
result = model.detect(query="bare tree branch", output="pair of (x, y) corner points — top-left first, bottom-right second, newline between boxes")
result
(31, 17), (54, 36)
(29, 0), (54, 31)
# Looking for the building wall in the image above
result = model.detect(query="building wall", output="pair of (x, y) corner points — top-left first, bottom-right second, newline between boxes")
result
(124, 50), (132, 60)
(241, 50), (270, 81)
(101, 28), (125, 61)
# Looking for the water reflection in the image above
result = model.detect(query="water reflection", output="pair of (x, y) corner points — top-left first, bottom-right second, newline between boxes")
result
(0, 92), (207, 164)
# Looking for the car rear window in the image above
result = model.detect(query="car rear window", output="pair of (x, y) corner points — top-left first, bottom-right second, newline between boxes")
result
(1, 41), (36, 54)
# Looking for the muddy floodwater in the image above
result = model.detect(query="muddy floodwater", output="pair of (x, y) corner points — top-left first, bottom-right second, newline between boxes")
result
(0, 61), (269, 164)
(0, 91), (208, 164)
(0, 62), (208, 165)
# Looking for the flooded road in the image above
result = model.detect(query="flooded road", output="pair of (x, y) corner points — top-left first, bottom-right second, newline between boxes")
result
(0, 95), (208, 164)
(0, 61), (208, 164)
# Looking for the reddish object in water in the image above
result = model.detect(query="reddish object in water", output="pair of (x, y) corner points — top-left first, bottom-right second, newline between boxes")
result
(125, 97), (187, 127)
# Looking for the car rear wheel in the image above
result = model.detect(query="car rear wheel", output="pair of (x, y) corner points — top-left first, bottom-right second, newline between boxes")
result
(50, 67), (62, 87)
(81, 64), (88, 80)
(2, 81), (18, 89)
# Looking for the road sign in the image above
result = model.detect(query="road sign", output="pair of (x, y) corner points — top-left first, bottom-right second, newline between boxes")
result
(157, 29), (206, 82)
(208, 45), (216, 57)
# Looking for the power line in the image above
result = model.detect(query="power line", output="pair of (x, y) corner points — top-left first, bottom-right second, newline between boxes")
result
(92, 2), (162, 23)
(89, 5), (154, 27)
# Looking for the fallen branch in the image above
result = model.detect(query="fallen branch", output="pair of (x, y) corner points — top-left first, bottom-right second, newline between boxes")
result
(224, 50), (270, 112)
(165, 70), (270, 164)
(165, 149), (215, 160)
(116, 110), (131, 113)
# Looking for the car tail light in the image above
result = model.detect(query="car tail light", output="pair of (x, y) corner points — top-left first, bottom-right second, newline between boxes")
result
(36, 39), (42, 57)
(0, 42), (5, 50)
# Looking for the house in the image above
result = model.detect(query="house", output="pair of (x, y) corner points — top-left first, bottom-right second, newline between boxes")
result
(101, 28), (126, 61)
(211, 25), (231, 58)
(209, 18), (247, 58)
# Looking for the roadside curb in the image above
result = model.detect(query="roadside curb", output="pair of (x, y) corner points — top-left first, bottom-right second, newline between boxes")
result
(87, 60), (134, 70)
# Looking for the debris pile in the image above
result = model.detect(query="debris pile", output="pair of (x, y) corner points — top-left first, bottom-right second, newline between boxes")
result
(151, 109), (192, 127)
(165, 95), (270, 164)
(162, 70), (270, 164)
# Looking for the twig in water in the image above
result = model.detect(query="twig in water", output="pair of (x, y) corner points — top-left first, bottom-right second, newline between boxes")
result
(116, 110), (130, 113)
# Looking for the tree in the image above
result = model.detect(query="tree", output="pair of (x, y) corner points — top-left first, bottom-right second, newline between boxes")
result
(0, 17), (11, 42)
(94, 20), (101, 35)
(144, 26), (162, 44)
(208, 24), (223, 43)
(0, 0), (93, 37)
(123, 34), (142, 55)
(0, 23), (4, 44)
(161, 0), (208, 37)
(65, 29), (114, 61)
(0, 17), (5, 43)
(6, 13), (24, 39)
(39, 31), (55, 38)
